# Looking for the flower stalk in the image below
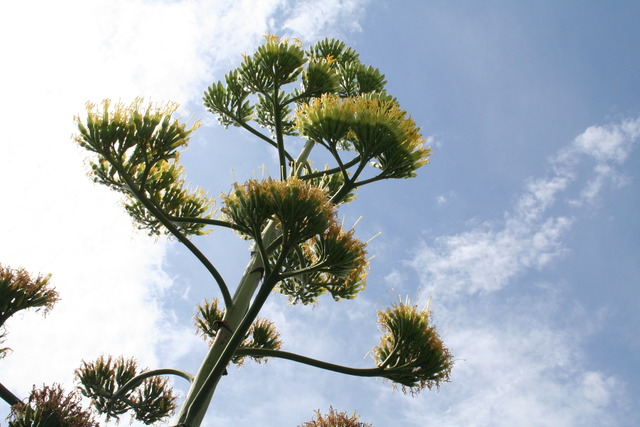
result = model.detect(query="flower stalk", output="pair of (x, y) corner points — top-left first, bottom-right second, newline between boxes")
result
(68, 36), (448, 427)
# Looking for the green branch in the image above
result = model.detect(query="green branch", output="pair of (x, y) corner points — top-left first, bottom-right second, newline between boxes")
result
(233, 348), (387, 378)
(107, 157), (233, 308)
(217, 106), (296, 165)
(273, 87), (288, 180)
(0, 382), (21, 407)
(328, 146), (352, 189)
(300, 155), (361, 180)
(166, 215), (250, 234)
(349, 158), (369, 184)
(182, 272), (282, 424)
(351, 174), (385, 188)
(111, 368), (194, 403)
(278, 260), (330, 280)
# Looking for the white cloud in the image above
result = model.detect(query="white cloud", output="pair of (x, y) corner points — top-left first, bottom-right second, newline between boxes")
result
(436, 190), (456, 207)
(572, 118), (640, 164)
(282, 0), (371, 40)
(392, 295), (626, 427)
(397, 118), (640, 426)
(413, 215), (572, 298)
(412, 118), (639, 301)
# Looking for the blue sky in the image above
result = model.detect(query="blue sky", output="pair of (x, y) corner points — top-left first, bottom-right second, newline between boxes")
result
(1, 1), (639, 426)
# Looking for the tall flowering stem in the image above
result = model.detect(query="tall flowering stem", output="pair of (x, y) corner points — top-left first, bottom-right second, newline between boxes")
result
(67, 36), (451, 427)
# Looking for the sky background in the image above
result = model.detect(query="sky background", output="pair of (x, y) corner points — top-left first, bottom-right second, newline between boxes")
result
(1, 1), (639, 426)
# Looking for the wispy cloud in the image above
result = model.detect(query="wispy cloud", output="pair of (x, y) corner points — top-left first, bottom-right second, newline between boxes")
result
(393, 118), (640, 426)
(413, 118), (640, 300)
(282, 0), (371, 40)
(399, 314), (626, 426)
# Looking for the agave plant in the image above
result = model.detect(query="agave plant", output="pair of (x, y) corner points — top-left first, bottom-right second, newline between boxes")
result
(68, 35), (452, 426)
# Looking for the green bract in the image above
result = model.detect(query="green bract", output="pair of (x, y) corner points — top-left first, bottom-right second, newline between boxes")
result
(235, 318), (283, 365)
(239, 35), (306, 92)
(373, 300), (453, 394)
(194, 298), (226, 341)
(76, 355), (138, 419)
(306, 38), (359, 63)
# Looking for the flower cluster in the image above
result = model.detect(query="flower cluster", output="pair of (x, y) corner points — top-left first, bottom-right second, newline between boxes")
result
(221, 177), (368, 304)
(74, 99), (213, 236)
(7, 384), (97, 427)
(296, 94), (431, 181)
(194, 298), (283, 365)
(0, 265), (58, 359)
(76, 355), (177, 424)
(373, 299), (453, 394)
(221, 177), (335, 247)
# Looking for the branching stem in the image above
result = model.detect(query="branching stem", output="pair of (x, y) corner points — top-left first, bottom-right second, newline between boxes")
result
(111, 369), (195, 403)
(107, 156), (233, 308)
(233, 348), (388, 378)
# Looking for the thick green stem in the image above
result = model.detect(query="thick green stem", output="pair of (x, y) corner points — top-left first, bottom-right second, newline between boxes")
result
(0, 382), (21, 407)
(179, 273), (280, 425)
(173, 141), (317, 426)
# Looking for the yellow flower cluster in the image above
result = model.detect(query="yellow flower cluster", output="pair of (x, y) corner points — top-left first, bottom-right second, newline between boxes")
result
(221, 177), (335, 245)
(296, 94), (431, 179)
(373, 299), (453, 394)
(74, 99), (212, 236)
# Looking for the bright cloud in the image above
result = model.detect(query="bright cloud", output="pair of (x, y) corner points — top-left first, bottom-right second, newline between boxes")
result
(282, 0), (371, 40)
(412, 325), (623, 426)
